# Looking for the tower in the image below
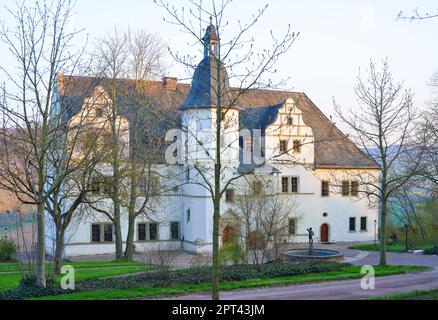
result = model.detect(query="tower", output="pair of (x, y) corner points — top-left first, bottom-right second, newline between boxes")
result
(179, 19), (240, 253)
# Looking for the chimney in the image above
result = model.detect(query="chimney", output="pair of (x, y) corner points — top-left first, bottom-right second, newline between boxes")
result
(162, 77), (178, 91)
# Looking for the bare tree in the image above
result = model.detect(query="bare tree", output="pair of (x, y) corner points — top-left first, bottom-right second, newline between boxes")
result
(334, 59), (420, 266)
(233, 178), (300, 266)
(45, 118), (106, 274)
(85, 27), (171, 260)
(155, 0), (299, 300)
(0, 0), (88, 287)
(398, 9), (438, 21)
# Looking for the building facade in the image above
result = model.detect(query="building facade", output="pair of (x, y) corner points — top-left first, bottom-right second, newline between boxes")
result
(46, 22), (379, 257)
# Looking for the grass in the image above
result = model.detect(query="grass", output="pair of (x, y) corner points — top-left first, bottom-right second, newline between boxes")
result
(349, 242), (434, 253)
(0, 261), (150, 291)
(373, 288), (438, 300)
(0, 260), (148, 273)
(31, 265), (430, 300)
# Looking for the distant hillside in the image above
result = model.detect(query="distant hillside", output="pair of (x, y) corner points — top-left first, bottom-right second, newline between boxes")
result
(0, 189), (34, 214)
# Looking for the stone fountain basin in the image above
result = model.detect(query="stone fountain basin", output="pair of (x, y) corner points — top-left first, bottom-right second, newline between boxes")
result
(284, 249), (344, 263)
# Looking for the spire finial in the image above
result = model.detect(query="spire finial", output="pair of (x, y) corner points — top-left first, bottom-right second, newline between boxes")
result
(209, 16), (213, 25)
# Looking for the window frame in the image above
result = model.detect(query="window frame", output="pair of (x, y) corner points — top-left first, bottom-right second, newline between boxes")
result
(279, 140), (288, 153)
(293, 140), (302, 153)
(137, 223), (147, 242)
(170, 221), (180, 241)
(321, 181), (330, 197)
(149, 223), (159, 241)
(349, 217), (357, 232)
(103, 224), (113, 243)
(291, 177), (299, 193)
(351, 181), (359, 197)
(342, 181), (350, 197)
(360, 217), (368, 232)
(281, 177), (289, 193)
(288, 218), (297, 236)
(91, 224), (101, 243)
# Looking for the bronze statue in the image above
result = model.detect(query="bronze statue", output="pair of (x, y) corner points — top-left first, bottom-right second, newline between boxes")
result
(307, 228), (315, 255)
(307, 228), (314, 245)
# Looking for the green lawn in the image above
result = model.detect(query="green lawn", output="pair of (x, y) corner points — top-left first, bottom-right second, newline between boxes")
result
(0, 261), (150, 291)
(373, 288), (438, 300)
(349, 242), (434, 253)
(31, 265), (430, 300)
(0, 260), (148, 273)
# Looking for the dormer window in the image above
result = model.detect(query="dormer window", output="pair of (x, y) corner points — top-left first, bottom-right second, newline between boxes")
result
(293, 140), (302, 153)
(280, 140), (288, 153)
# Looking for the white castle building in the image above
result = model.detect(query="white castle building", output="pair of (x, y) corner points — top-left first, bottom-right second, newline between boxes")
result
(47, 22), (379, 257)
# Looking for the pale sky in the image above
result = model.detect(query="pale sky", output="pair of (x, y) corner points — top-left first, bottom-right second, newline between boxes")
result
(1, 0), (438, 128)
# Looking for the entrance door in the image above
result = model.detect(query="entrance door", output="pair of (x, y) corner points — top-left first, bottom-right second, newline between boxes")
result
(222, 226), (235, 245)
(320, 224), (329, 243)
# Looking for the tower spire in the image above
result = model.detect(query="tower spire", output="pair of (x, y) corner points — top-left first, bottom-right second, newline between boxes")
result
(202, 17), (219, 58)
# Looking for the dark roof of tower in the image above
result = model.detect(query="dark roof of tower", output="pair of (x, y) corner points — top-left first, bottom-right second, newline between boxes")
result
(202, 18), (219, 42)
(179, 56), (233, 110)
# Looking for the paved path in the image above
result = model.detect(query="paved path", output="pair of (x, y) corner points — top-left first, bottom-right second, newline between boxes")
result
(152, 247), (438, 300)
(159, 269), (438, 300)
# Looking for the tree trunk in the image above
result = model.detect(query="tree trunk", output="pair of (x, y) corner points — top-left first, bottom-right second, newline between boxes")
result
(36, 201), (46, 287)
(113, 203), (123, 260)
(212, 185), (221, 301)
(124, 214), (136, 260)
(54, 228), (65, 274)
(379, 199), (387, 266)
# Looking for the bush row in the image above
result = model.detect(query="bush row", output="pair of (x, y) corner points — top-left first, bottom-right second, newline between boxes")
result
(77, 262), (351, 291)
(0, 262), (351, 300)
(423, 246), (438, 255)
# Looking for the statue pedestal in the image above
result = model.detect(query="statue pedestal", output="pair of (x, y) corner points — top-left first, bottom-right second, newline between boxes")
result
(309, 244), (314, 256)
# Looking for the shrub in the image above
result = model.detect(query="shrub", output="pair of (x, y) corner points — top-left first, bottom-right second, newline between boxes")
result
(0, 239), (16, 262)
(75, 261), (351, 291)
(0, 276), (71, 300)
(424, 246), (438, 255)
(220, 242), (245, 266)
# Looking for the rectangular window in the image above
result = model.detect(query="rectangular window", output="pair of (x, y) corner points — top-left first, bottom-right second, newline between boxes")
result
(186, 209), (191, 224)
(91, 178), (100, 195)
(91, 224), (101, 243)
(342, 181), (350, 196)
(253, 180), (262, 195)
(351, 181), (359, 197)
(149, 223), (158, 241)
(293, 140), (302, 153)
(244, 138), (253, 153)
(186, 167), (190, 183)
(291, 177), (298, 193)
(288, 218), (297, 236)
(226, 189), (234, 203)
(321, 181), (330, 197)
(282, 177), (289, 193)
(287, 117), (294, 126)
(280, 140), (288, 153)
(349, 217), (356, 232)
(138, 223), (147, 241)
(361, 217), (367, 231)
(104, 224), (113, 242)
(170, 222), (180, 241)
